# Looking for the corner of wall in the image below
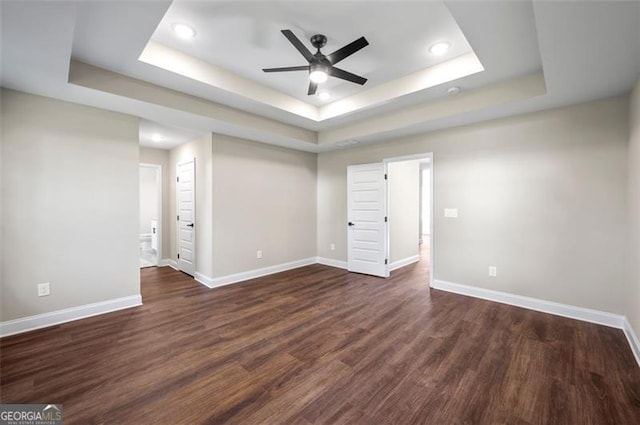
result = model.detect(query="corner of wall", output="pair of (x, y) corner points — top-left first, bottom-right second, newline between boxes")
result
(626, 76), (640, 343)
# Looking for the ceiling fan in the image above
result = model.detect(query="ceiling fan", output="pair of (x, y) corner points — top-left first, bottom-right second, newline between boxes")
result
(263, 30), (369, 95)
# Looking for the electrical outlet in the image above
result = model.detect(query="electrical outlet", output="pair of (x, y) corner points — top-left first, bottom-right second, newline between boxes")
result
(38, 282), (50, 297)
(257, 250), (263, 259)
(489, 266), (497, 277)
(330, 243), (335, 251)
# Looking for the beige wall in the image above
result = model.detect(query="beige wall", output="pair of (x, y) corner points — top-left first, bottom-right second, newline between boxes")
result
(140, 147), (170, 260)
(0, 89), (140, 321)
(388, 160), (420, 264)
(627, 78), (640, 336)
(169, 134), (213, 278)
(211, 134), (317, 277)
(1, 86), (635, 332)
(318, 96), (629, 314)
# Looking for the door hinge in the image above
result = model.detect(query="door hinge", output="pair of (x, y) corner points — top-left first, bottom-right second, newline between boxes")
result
(385, 259), (388, 265)
(177, 176), (180, 182)
(177, 253), (180, 259)
(177, 215), (179, 221)
(385, 216), (388, 223)
(384, 174), (388, 180)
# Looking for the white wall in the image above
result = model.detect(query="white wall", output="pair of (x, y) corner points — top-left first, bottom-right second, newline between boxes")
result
(139, 165), (158, 235)
(627, 78), (640, 337)
(0, 89), (140, 321)
(211, 134), (317, 277)
(318, 96), (629, 314)
(169, 134), (213, 278)
(140, 147), (170, 259)
(388, 160), (420, 264)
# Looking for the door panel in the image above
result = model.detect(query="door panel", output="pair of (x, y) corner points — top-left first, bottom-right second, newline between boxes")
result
(347, 163), (388, 277)
(177, 160), (195, 276)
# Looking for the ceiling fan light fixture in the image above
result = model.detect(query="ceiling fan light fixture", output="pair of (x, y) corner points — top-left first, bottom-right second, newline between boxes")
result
(309, 70), (327, 83)
(309, 63), (329, 83)
(172, 23), (196, 39)
(318, 91), (330, 100)
(429, 41), (450, 56)
(263, 30), (369, 95)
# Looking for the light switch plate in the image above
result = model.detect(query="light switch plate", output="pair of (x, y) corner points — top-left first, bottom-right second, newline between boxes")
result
(256, 250), (263, 259)
(38, 282), (50, 297)
(489, 266), (497, 277)
(444, 208), (458, 218)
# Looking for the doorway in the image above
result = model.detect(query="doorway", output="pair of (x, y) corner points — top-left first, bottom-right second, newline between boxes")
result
(385, 153), (433, 283)
(139, 163), (162, 268)
(346, 154), (433, 283)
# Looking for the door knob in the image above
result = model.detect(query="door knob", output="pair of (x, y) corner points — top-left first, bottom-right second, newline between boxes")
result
(187, 223), (194, 228)
(348, 222), (355, 226)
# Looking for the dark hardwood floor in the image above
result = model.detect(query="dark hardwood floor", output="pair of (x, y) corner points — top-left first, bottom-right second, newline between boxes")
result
(2, 250), (640, 424)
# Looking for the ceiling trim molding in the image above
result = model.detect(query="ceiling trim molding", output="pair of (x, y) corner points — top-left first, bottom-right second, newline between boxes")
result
(138, 42), (484, 124)
(68, 60), (318, 148)
(139, 41), (319, 121)
(318, 71), (547, 145)
(318, 53), (484, 121)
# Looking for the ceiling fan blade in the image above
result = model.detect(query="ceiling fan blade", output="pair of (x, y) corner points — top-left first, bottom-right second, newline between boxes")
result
(281, 29), (314, 63)
(326, 37), (369, 65)
(308, 81), (318, 95)
(328, 67), (367, 85)
(262, 66), (309, 73)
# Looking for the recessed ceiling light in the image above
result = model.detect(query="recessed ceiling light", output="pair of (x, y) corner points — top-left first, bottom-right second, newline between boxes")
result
(151, 134), (163, 143)
(429, 41), (450, 56)
(172, 23), (196, 39)
(447, 86), (461, 96)
(318, 91), (330, 101)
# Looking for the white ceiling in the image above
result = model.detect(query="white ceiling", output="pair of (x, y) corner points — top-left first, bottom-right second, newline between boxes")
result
(150, 0), (474, 105)
(1, 1), (639, 152)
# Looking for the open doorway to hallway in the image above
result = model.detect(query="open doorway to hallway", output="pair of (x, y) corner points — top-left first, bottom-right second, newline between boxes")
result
(139, 163), (162, 268)
(386, 154), (433, 282)
(419, 159), (431, 270)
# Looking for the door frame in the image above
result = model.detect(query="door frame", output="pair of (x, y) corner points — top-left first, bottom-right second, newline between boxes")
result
(139, 163), (163, 264)
(383, 153), (434, 286)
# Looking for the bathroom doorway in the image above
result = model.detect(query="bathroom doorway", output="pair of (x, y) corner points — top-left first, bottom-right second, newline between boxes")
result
(139, 163), (162, 268)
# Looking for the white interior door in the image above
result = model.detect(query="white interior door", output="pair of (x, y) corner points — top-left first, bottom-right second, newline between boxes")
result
(176, 160), (195, 276)
(347, 163), (388, 277)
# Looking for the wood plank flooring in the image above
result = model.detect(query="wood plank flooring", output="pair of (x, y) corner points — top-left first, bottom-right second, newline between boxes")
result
(2, 255), (640, 424)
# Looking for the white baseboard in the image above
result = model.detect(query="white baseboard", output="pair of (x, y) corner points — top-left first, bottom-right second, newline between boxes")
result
(0, 295), (142, 338)
(389, 255), (420, 272)
(431, 279), (624, 328)
(623, 317), (640, 367)
(198, 257), (317, 289)
(316, 257), (348, 270)
(194, 272), (213, 287)
(159, 259), (178, 270)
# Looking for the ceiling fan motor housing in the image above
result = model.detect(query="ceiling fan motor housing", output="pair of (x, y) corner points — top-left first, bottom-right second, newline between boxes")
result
(310, 34), (327, 49)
